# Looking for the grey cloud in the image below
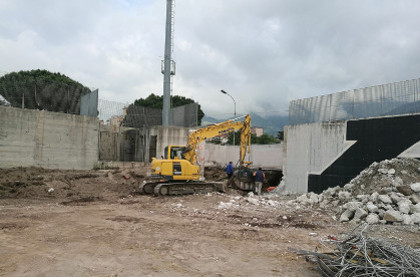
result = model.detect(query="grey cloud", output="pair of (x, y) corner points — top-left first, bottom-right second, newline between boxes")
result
(1, 0), (420, 119)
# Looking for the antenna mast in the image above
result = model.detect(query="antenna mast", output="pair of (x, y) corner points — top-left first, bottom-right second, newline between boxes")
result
(162, 0), (175, 126)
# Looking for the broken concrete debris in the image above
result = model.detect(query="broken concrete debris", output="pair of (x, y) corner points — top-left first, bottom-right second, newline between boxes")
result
(411, 182), (420, 192)
(295, 224), (420, 276)
(294, 158), (420, 225)
(216, 192), (282, 211)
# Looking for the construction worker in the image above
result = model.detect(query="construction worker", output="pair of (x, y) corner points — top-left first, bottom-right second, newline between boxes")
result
(253, 168), (265, 195)
(225, 161), (233, 179)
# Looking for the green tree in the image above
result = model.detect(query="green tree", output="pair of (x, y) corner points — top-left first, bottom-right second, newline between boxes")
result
(276, 131), (284, 141)
(226, 131), (280, 145)
(227, 131), (241, 145)
(254, 133), (280, 144)
(133, 93), (205, 125)
(0, 69), (90, 113)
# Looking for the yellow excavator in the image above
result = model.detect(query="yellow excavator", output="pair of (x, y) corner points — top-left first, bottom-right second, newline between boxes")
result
(140, 114), (253, 196)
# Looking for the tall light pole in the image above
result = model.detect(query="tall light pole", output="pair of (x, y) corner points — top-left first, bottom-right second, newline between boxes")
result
(220, 90), (236, 117)
(220, 89), (237, 145)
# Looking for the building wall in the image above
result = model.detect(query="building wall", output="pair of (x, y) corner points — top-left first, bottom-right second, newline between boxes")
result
(99, 125), (118, 161)
(147, 126), (191, 160)
(284, 113), (420, 194)
(204, 143), (283, 169)
(283, 121), (349, 193)
(251, 127), (264, 137)
(0, 106), (98, 169)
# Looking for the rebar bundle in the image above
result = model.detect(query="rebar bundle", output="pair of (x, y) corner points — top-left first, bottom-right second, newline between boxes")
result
(314, 224), (420, 277)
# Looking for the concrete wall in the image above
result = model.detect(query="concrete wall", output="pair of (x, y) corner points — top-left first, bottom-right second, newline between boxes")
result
(204, 143), (283, 169)
(99, 125), (118, 161)
(147, 126), (190, 160)
(0, 106), (99, 169)
(284, 113), (420, 194)
(99, 125), (147, 162)
(143, 125), (283, 169)
(283, 121), (349, 193)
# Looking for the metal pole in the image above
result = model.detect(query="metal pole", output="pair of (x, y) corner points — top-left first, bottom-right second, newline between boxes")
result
(221, 90), (236, 117)
(34, 82), (37, 108)
(67, 87), (69, 114)
(220, 90), (237, 145)
(162, 0), (174, 126)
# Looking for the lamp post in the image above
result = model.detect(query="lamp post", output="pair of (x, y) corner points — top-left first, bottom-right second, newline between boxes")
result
(220, 90), (236, 117)
(220, 89), (237, 145)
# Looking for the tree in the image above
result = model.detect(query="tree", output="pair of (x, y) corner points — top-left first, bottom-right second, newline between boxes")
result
(226, 131), (280, 145)
(276, 131), (284, 141)
(227, 131), (241, 145)
(253, 133), (280, 144)
(0, 69), (91, 113)
(133, 93), (205, 125)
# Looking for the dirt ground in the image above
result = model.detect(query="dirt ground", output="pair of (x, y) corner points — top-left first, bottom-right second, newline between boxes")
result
(0, 167), (419, 276)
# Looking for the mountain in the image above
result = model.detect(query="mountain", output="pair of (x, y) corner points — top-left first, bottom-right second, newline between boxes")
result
(201, 113), (288, 136)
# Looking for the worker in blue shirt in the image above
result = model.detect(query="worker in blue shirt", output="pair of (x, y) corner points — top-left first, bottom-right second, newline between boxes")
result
(253, 168), (265, 195)
(225, 161), (233, 179)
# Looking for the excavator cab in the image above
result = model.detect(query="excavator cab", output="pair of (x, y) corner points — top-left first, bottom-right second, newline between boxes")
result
(164, 145), (187, 160)
(151, 145), (200, 182)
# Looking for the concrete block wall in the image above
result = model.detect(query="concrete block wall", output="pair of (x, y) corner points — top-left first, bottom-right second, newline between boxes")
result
(284, 113), (420, 194)
(0, 106), (99, 169)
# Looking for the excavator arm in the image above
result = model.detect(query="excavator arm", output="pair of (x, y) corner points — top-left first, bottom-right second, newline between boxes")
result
(183, 114), (251, 166)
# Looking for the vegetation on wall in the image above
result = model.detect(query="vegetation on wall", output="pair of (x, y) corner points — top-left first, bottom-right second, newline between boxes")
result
(133, 93), (205, 125)
(0, 69), (91, 113)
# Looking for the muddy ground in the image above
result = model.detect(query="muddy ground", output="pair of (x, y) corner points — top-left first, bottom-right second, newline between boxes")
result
(0, 167), (419, 276)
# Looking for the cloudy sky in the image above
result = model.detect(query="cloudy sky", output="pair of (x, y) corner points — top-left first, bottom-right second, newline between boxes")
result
(1, 0), (419, 118)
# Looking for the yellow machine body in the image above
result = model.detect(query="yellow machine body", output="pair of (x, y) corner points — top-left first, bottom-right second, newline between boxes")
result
(148, 115), (251, 184)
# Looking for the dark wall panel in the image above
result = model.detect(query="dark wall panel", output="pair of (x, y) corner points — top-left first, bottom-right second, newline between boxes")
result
(308, 114), (420, 193)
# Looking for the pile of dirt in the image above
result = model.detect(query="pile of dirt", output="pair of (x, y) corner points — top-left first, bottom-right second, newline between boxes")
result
(204, 166), (226, 181)
(0, 167), (52, 198)
(0, 167), (147, 202)
(293, 158), (420, 226)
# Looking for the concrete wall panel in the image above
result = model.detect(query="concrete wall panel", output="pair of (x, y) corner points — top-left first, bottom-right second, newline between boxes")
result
(284, 113), (420, 194)
(399, 141), (420, 158)
(283, 122), (347, 193)
(148, 126), (190, 159)
(0, 106), (98, 169)
(204, 143), (283, 169)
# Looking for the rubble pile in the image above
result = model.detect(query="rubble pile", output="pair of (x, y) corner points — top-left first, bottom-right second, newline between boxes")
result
(295, 158), (420, 225)
(297, 224), (420, 276)
(219, 192), (282, 209)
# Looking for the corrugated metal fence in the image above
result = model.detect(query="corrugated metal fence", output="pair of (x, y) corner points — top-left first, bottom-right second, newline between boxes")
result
(289, 78), (420, 125)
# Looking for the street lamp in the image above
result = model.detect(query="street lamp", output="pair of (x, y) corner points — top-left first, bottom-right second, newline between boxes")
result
(220, 89), (237, 145)
(220, 90), (236, 117)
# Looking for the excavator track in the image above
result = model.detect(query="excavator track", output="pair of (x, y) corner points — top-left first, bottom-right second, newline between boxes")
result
(140, 181), (225, 196)
(139, 181), (161, 194)
(153, 181), (225, 196)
